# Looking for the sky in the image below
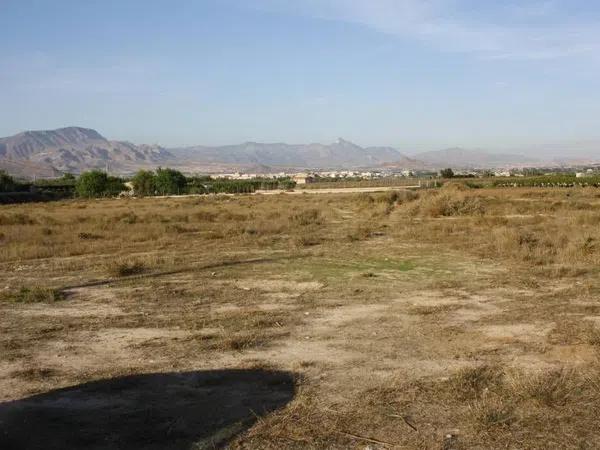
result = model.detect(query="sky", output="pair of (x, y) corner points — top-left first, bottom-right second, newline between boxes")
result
(1, 0), (600, 156)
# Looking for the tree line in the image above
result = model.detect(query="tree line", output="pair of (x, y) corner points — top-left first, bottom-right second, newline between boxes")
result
(0, 169), (295, 199)
(130, 169), (295, 197)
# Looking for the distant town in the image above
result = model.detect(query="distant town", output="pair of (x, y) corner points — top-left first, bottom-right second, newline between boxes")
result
(211, 165), (600, 184)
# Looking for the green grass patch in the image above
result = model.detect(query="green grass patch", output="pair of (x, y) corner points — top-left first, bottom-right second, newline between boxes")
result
(297, 257), (416, 280)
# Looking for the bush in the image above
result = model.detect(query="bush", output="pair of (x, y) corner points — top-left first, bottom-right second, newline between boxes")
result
(0, 171), (16, 192)
(75, 171), (108, 198)
(131, 170), (157, 197)
(155, 168), (187, 195)
(440, 168), (454, 178)
(76, 171), (125, 198)
(406, 192), (486, 217)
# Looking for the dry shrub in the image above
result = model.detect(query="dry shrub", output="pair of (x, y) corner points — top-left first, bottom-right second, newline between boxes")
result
(207, 309), (290, 351)
(108, 259), (148, 277)
(222, 333), (265, 351)
(205, 230), (225, 240)
(290, 209), (322, 226)
(450, 365), (600, 435)
(116, 211), (138, 224)
(491, 228), (554, 263)
(491, 225), (600, 266)
(468, 397), (517, 430)
(393, 189), (419, 204)
(1, 287), (64, 303)
(78, 232), (103, 240)
(441, 181), (472, 192)
(576, 212), (600, 226)
(346, 223), (377, 241)
(168, 213), (190, 222)
(193, 210), (218, 222)
(239, 219), (287, 238)
(450, 365), (503, 400)
(220, 211), (249, 222)
(0, 213), (37, 225)
(240, 364), (600, 448)
(355, 193), (375, 206)
(548, 319), (600, 346)
(509, 368), (582, 407)
(404, 191), (486, 217)
(293, 234), (322, 247)
(165, 224), (198, 234)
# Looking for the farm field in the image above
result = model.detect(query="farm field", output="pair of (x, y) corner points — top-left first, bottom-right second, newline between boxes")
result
(2, 185), (600, 449)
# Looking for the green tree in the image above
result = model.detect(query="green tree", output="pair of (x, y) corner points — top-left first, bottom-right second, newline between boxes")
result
(76, 171), (108, 197)
(75, 171), (125, 198)
(131, 170), (157, 197)
(440, 168), (454, 178)
(0, 170), (16, 192)
(61, 173), (76, 182)
(155, 168), (187, 195)
(105, 176), (127, 197)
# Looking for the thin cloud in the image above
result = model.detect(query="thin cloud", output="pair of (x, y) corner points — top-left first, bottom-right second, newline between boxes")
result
(247, 0), (600, 60)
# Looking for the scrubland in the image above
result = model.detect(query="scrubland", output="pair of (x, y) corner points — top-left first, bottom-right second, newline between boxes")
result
(2, 185), (600, 448)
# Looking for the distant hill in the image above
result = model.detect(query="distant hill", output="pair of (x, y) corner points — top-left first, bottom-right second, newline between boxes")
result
(0, 159), (63, 180)
(0, 127), (173, 177)
(169, 138), (418, 169)
(0, 129), (424, 177)
(0, 127), (552, 179)
(413, 147), (538, 168)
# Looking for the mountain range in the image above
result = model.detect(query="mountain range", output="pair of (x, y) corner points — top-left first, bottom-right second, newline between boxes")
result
(0, 127), (558, 179)
(0, 127), (172, 178)
(169, 138), (420, 170)
(415, 147), (538, 168)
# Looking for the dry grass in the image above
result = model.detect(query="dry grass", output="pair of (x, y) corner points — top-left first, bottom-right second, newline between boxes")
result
(2, 187), (600, 448)
(107, 259), (149, 277)
(0, 287), (64, 304)
(404, 190), (486, 217)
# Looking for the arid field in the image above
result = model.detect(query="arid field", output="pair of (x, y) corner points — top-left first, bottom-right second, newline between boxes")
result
(2, 185), (600, 449)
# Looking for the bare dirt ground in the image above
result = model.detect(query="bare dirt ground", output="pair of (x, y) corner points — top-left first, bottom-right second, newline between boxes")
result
(259, 186), (421, 195)
(151, 184), (421, 199)
(1, 187), (600, 448)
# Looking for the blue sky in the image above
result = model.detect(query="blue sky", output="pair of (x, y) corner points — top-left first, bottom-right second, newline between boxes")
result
(1, 0), (600, 155)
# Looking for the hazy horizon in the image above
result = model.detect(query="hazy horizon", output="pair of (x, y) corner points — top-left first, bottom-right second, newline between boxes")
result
(3, 125), (600, 160)
(2, 1), (600, 157)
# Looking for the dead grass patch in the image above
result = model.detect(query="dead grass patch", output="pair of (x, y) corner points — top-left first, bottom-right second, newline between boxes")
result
(289, 209), (322, 226)
(549, 319), (600, 346)
(449, 365), (504, 400)
(1, 287), (65, 303)
(107, 259), (148, 277)
(404, 191), (486, 217)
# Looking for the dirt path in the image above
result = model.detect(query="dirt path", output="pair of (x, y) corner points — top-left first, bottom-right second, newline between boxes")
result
(125, 185), (420, 200)
(258, 186), (420, 195)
